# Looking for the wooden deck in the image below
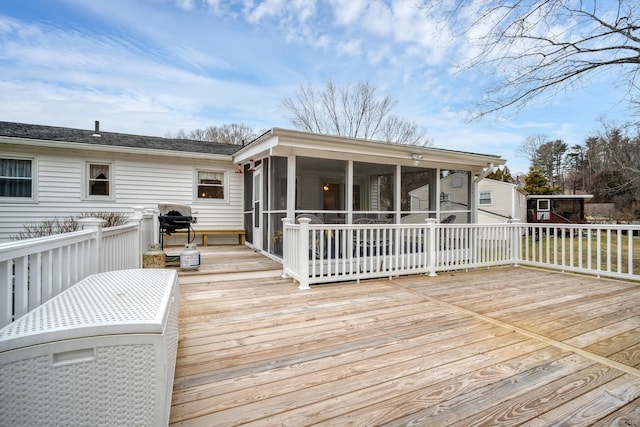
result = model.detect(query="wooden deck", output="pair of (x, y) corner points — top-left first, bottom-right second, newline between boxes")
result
(171, 246), (640, 426)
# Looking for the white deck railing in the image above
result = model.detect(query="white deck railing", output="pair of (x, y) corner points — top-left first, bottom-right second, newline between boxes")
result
(521, 223), (638, 281)
(283, 219), (639, 290)
(0, 208), (156, 328)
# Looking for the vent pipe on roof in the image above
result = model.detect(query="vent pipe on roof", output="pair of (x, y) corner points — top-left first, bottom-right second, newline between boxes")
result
(92, 120), (101, 137)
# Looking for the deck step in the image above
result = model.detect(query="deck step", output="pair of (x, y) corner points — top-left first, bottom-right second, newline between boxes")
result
(177, 267), (284, 285)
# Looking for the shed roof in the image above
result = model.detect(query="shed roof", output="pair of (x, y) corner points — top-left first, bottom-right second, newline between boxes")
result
(0, 121), (241, 156)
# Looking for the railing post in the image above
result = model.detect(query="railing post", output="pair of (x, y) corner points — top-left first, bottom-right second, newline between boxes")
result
(79, 218), (106, 274)
(298, 218), (311, 290)
(508, 218), (522, 267)
(281, 218), (292, 279)
(425, 218), (437, 277)
(142, 208), (158, 245)
(130, 206), (144, 269)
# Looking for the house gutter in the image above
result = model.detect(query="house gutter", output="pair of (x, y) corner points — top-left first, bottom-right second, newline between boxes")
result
(1, 137), (233, 161)
(471, 163), (495, 223)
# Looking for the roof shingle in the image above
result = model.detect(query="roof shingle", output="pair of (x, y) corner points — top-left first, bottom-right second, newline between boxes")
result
(0, 121), (242, 155)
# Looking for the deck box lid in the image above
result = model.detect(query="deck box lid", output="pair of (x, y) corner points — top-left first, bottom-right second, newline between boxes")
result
(0, 269), (177, 353)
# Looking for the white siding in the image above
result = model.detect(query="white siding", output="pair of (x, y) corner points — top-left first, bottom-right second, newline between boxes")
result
(0, 146), (242, 242)
(476, 179), (527, 224)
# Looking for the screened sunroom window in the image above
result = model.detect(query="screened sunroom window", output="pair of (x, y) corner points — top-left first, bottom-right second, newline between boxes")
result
(0, 158), (33, 198)
(197, 170), (225, 199)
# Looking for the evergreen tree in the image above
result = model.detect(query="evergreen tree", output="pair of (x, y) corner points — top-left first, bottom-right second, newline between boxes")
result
(524, 167), (560, 195)
(486, 166), (514, 183)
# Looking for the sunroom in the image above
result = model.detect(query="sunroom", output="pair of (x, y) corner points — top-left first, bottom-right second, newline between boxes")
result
(233, 128), (505, 259)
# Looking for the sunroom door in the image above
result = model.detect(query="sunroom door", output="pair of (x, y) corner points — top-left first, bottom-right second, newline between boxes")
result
(252, 166), (263, 250)
(537, 198), (550, 221)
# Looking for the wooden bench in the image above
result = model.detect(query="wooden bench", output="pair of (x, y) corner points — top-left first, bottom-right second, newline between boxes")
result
(173, 229), (246, 246)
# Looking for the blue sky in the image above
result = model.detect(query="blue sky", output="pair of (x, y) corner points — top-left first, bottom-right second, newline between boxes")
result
(0, 0), (632, 174)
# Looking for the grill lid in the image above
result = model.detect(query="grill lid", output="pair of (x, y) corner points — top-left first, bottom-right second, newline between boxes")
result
(158, 202), (191, 217)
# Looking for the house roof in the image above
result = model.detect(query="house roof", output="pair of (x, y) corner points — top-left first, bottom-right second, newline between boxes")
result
(0, 121), (241, 156)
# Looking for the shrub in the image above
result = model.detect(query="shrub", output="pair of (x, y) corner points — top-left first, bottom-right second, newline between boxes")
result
(12, 211), (130, 240)
(78, 211), (129, 228)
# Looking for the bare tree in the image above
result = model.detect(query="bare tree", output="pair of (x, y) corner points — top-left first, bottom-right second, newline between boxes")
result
(189, 128), (207, 141)
(281, 80), (432, 145)
(165, 128), (189, 139)
(378, 115), (433, 146)
(199, 123), (257, 145)
(170, 123), (257, 145)
(421, 1), (640, 117)
(592, 122), (640, 210)
(516, 134), (548, 164)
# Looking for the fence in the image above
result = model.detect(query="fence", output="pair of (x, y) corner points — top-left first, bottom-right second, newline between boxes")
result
(522, 223), (638, 281)
(0, 207), (156, 328)
(283, 219), (639, 290)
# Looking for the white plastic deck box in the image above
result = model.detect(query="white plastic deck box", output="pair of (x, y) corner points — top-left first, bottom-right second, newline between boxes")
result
(0, 269), (179, 427)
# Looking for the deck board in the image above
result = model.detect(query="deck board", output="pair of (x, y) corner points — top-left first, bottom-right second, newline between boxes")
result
(171, 247), (640, 425)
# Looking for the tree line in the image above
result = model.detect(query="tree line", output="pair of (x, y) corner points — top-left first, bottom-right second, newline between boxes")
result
(516, 123), (640, 219)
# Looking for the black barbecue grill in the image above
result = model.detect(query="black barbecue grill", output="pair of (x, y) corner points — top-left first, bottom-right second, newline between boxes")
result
(158, 202), (197, 250)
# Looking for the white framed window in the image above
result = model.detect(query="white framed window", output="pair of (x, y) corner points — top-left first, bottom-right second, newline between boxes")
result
(537, 199), (550, 211)
(85, 161), (113, 198)
(440, 192), (450, 202)
(196, 169), (226, 200)
(0, 156), (35, 201)
(479, 191), (493, 206)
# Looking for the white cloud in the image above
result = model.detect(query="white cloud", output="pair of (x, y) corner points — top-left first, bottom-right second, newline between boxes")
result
(1, 0), (632, 174)
(243, 0), (315, 23)
(329, 0), (367, 26)
(337, 38), (363, 56)
(175, 0), (196, 11)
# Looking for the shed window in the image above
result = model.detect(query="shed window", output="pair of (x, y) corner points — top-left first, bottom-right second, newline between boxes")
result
(87, 163), (111, 196)
(479, 191), (493, 206)
(197, 170), (225, 199)
(0, 158), (33, 198)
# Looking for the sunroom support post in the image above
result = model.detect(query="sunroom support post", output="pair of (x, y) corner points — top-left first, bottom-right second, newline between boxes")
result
(394, 164), (401, 223)
(346, 160), (353, 224)
(287, 155), (296, 220)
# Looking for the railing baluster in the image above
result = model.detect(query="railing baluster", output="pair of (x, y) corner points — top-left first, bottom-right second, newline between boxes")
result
(0, 261), (12, 326)
(28, 252), (42, 312)
(41, 250), (52, 302)
(14, 257), (28, 319)
(629, 231), (634, 275)
(578, 227), (583, 270)
(52, 247), (62, 296)
(606, 229), (612, 273)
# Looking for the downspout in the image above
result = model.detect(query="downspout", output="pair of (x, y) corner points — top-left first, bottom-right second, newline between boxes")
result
(511, 185), (516, 219)
(472, 163), (494, 223)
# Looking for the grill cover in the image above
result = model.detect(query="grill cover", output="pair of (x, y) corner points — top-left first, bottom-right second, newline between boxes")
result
(158, 202), (191, 217)
(158, 202), (196, 235)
